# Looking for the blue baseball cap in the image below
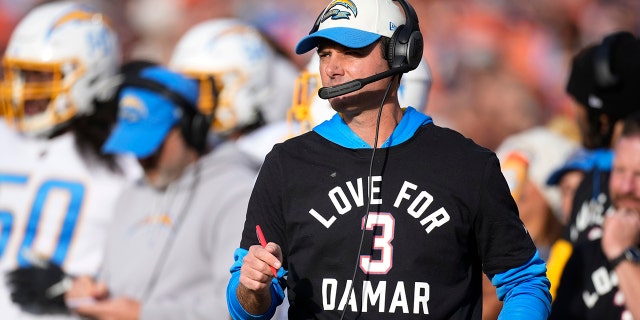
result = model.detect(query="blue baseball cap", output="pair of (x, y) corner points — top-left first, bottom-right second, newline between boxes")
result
(102, 66), (198, 158)
(546, 148), (613, 186)
(295, 0), (406, 54)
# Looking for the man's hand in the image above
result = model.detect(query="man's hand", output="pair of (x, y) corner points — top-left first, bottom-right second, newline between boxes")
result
(72, 297), (141, 320)
(237, 243), (283, 314)
(65, 276), (140, 320)
(64, 276), (108, 309)
(602, 208), (640, 260)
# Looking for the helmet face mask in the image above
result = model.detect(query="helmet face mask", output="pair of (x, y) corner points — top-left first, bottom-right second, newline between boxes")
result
(212, 68), (250, 132)
(288, 69), (323, 133)
(176, 69), (244, 132)
(2, 58), (84, 135)
(1, 1), (121, 138)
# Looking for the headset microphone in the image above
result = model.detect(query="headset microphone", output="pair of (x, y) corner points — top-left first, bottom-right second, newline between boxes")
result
(318, 65), (411, 99)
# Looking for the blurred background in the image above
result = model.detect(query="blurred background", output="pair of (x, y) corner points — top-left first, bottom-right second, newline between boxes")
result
(2, 0), (638, 151)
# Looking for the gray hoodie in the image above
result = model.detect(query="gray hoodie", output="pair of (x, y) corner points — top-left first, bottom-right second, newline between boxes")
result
(99, 141), (257, 319)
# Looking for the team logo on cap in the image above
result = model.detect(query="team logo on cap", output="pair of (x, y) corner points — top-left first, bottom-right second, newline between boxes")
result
(119, 95), (148, 123)
(321, 0), (358, 22)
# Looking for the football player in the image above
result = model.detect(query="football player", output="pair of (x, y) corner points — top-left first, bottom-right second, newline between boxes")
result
(0, 1), (140, 318)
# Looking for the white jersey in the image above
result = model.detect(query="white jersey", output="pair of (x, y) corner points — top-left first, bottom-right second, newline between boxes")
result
(0, 121), (141, 319)
(235, 121), (293, 166)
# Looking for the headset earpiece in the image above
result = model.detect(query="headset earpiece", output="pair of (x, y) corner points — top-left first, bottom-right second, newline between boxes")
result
(388, 0), (423, 70)
(179, 107), (210, 154)
(122, 73), (213, 154)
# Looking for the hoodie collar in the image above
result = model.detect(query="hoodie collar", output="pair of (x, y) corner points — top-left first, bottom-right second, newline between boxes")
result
(313, 106), (432, 148)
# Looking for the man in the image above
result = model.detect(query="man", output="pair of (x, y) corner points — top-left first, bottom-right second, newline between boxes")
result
(543, 148), (608, 302)
(0, 2), (141, 318)
(550, 112), (640, 320)
(563, 31), (640, 244)
(64, 65), (256, 319)
(546, 148), (610, 225)
(226, 0), (551, 319)
(241, 46), (433, 320)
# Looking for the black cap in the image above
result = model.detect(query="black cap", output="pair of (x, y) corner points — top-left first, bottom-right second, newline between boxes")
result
(566, 31), (640, 121)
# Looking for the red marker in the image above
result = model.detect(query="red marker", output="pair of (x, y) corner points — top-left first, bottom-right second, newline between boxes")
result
(256, 225), (278, 277)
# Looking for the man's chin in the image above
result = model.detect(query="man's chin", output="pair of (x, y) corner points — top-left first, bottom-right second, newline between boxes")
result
(328, 93), (357, 110)
(144, 173), (170, 190)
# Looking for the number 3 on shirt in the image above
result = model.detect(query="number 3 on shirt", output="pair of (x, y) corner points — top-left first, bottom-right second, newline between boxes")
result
(360, 213), (395, 274)
(0, 174), (84, 266)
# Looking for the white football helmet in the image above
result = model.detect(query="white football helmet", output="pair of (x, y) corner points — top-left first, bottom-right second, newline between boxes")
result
(0, 1), (121, 137)
(287, 55), (433, 136)
(170, 18), (295, 136)
(288, 55), (333, 135)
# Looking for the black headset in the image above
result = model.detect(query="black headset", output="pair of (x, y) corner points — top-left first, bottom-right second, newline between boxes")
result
(387, 0), (423, 70)
(122, 71), (216, 154)
(593, 31), (630, 88)
(309, 0), (423, 71)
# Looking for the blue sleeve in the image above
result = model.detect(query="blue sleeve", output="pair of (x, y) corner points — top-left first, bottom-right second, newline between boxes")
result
(226, 248), (287, 320)
(490, 251), (552, 320)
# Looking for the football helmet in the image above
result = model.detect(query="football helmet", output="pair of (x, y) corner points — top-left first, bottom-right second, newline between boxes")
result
(288, 55), (333, 135)
(1, 1), (121, 137)
(170, 18), (292, 136)
(398, 57), (433, 113)
(287, 55), (433, 135)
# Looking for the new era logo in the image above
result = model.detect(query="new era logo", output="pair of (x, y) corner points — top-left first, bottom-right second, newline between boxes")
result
(389, 22), (397, 31)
